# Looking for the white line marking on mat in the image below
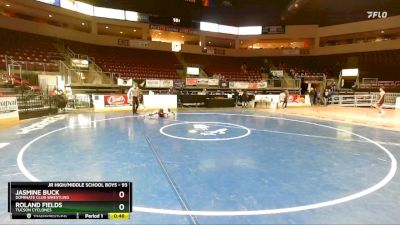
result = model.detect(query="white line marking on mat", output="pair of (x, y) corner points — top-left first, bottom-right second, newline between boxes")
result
(0, 143), (10, 149)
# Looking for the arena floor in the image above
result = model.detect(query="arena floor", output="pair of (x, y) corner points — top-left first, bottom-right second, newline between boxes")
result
(1, 108), (400, 224)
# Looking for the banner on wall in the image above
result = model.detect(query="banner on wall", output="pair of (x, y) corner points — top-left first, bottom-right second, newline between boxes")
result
(173, 80), (184, 88)
(117, 78), (133, 86)
(160, 80), (173, 88)
(289, 94), (305, 103)
(146, 79), (161, 88)
(207, 79), (219, 86)
(104, 95), (129, 107)
(146, 79), (173, 88)
(258, 81), (268, 89)
(185, 78), (198, 86)
(229, 81), (268, 89)
(185, 78), (219, 86)
(283, 49), (300, 55)
(0, 97), (19, 120)
(197, 78), (209, 86)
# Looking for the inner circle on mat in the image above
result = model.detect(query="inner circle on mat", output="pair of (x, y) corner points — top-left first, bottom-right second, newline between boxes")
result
(160, 121), (251, 141)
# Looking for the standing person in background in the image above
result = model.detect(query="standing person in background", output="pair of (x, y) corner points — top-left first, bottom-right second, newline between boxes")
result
(316, 90), (321, 105)
(324, 89), (329, 106)
(279, 91), (286, 109)
(127, 85), (140, 114)
(283, 90), (289, 108)
(309, 88), (315, 106)
(233, 89), (239, 107)
(375, 87), (386, 116)
(242, 90), (249, 108)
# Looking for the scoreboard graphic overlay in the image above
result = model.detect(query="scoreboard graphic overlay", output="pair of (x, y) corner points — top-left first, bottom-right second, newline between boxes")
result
(8, 182), (132, 220)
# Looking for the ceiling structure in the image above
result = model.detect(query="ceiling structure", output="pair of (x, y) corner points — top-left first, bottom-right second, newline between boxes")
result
(79, 0), (400, 27)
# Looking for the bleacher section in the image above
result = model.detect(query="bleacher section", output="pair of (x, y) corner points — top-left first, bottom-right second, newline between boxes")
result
(181, 53), (264, 81)
(0, 29), (63, 72)
(66, 42), (180, 80)
(0, 28), (398, 84)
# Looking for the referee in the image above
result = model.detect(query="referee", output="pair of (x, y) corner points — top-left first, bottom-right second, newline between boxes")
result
(127, 85), (140, 114)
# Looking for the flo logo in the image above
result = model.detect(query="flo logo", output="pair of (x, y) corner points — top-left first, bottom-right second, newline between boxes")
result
(367, 11), (388, 19)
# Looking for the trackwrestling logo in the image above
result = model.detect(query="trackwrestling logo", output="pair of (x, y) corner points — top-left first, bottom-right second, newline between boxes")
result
(367, 11), (388, 19)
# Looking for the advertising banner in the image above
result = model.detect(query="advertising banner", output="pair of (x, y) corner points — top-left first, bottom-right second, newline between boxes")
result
(283, 49), (300, 55)
(229, 82), (249, 89)
(117, 78), (133, 86)
(208, 79), (219, 86)
(248, 82), (258, 89)
(104, 95), (129, 107)
(160, 80), (173, 88)
(146, 79), (161, 88)
(173, 80), (184, 88)
(289, 94), (305, 103)
(185, 78), (220, 86)
(146, 79), (173, 88)
(257, 81), (268, 89)
(229, 81), (268, 89)
(0, 97), (19, 120)
(197, 78), (209, 86)
(186, 78), (198, 86)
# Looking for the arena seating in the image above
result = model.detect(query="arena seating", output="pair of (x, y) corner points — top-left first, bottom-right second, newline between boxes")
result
(1, 28), (398, 83)
(181, 53), (264, 81)
(66, 41), (180, 80)
(0, 29), (63, 72)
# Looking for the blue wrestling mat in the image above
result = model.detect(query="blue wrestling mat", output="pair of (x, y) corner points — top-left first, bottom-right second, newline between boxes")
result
(0, 109), (399, 224)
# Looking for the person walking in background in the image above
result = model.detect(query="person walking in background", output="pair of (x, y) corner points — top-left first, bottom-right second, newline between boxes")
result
(375, 87), (386, 116)
(127, 85), (140, 114)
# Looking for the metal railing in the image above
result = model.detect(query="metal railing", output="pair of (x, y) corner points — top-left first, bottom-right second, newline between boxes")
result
(66, 48), (114, 85)
(330, 92), (398, 108)
(59, 60), (83, 85)
(330, 94), (376, 107)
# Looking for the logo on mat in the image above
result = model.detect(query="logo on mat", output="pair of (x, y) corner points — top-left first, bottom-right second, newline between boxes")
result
(188, 124), (228, 136)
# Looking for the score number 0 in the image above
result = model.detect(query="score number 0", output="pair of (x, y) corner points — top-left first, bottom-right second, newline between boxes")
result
(118, 191), (125, 211)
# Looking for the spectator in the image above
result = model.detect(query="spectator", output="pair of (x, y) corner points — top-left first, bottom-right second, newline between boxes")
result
(241, 90), (249, 108)
(309, 88), (315, 106)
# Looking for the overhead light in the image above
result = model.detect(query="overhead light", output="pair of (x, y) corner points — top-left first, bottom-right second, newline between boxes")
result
(208, 41), (211, 44)
(181, 35), (184, 38)
(120, 31), (123, 34)
(133, 29), (136, 32)
(81, 22), (85, 26)
(381, 30), (385, 34)
(105, 26), (109, 29)
(294, 3), (299, 8)
(5, 4), (10, 7)
(158, 32), (162, 35)
(48, 14), (52, 18)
